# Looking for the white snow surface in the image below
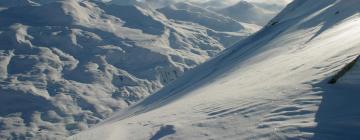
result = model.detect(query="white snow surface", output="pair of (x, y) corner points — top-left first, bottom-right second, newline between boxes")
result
(157, 2), (261, 47)
(145, 0), (291, 27)
(0, 0), (259, 139)
(70, 0), (360, 140)
(217, 0), (280, 26)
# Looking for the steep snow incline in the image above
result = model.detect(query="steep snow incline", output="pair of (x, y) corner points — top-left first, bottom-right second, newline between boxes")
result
(0, 0), (257, 139)
(70, 0), (360, 140)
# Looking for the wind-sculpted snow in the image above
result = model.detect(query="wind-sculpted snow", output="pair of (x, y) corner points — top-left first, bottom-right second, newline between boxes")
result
(70, 0), (360, 140)
(0, 0), (257, 139)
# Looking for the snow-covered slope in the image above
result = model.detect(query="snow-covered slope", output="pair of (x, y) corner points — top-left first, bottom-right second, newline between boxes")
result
(0, 0), (257, 139)
(159, 2), (246, 32)
(146, 0), (290, 27)
(157, 2), (260, 47)
(245, 0), (292, 12)
(217, 1), (279, 26)
(0, 0), (63, 7)
(70, 0), (360, 139)
(145, 0), (290, 10)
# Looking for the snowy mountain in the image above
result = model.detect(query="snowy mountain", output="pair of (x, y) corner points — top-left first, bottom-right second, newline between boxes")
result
(0, 0), (258, 139)
(157, 2), (260, 47)
(145, 0), (239, 9)
(144, 0), (291, 10)
(217, 1), (278, 26)
(150, 0), (290, 27)
(159, 2), (246, 32)
(145, 0), (179, 9)
(70, 0), (360, 140)
(0, 0), (61, 7)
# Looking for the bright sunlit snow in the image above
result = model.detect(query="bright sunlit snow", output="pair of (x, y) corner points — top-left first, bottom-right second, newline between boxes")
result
(70, 0), (360, 140)
(1, 0), (359, 140)
(0, 0), (287, 139)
